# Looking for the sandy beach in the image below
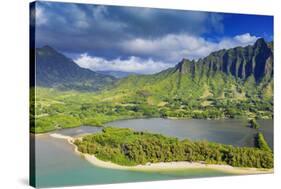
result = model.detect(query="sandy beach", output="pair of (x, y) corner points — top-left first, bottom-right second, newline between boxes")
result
(50, 133), (274, 175)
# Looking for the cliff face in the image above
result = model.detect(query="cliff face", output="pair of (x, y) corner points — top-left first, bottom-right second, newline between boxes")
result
(35, 39), (273, 101)
(115, 38), (273, 101)
(175, 38), (273, 83)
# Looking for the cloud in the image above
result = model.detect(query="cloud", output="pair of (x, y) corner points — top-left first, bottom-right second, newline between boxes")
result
(74, 54), (173, 74)
(120, 33), (259, 62)
(69, 5), (90, 29)
(91, 6), (127, 32)
(35, 5), (48, 26)
(73, 33), (259, 74)
(92, 5), (107, 19)
(34, 2), (224, 54)
(233, 33), (259, 45)
(33, 1), (269, 73)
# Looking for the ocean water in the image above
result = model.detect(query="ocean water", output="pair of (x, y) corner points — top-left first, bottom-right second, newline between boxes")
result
(33, 118), (273, 187)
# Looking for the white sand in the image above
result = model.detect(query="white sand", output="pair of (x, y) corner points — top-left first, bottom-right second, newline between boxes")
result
(82, 154), (273, 174)
(49, 133), (73, 140)
(50, 133), (273, 174)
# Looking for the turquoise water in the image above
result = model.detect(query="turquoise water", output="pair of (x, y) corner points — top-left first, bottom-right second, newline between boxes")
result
(34, 118), (273, 188)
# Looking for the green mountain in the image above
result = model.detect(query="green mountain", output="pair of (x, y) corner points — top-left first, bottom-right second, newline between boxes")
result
(33, 38), (273, 133)
(35, 46), (115, 91)
(114, 38), (273, 101)
(97, 38), (273, 120)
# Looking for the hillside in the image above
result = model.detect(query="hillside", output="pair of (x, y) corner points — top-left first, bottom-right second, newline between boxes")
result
(33, 38), (273, 133)
(35, 46), (115, 91)
(113, 38), (273, 101)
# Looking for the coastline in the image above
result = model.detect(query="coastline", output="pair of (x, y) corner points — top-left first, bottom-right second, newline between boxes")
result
(50, 133), (273, 175)
(31, 116), (273, 135)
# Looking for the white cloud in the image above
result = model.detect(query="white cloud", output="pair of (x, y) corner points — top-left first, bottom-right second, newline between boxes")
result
(120, 33), (259, 62)
(234, 33), (259, 45)
(75, 20), (89, 29)
(74, 33), (259, 74)
(35, 6), (48, 26)
(35, 3), (90, 29)
(74, 54), (173, 74)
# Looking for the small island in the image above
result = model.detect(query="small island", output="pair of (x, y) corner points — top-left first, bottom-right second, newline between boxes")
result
(67, 127), (273, 173)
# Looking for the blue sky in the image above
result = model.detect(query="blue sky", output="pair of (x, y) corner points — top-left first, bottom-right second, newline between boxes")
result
(32, 1), (273, 74)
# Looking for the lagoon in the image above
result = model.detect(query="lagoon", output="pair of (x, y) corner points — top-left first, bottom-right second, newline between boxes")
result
(106, 118), (273, 148)
(34, 118), (273, 187)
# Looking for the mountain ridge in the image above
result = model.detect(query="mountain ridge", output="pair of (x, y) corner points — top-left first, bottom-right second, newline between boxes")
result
(113, 38), (273, 102)
(33, 38), (274, 134)
(35, 38), (273, 101)
(35, 46), (116, 91)
(174, 38), (273, 83)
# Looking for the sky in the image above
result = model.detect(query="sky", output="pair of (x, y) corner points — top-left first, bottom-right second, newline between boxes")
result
(32, 1), (273, 74)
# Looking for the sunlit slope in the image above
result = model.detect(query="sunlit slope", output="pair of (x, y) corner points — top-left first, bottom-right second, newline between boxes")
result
(32, 38), (273, 133)
(110, 38), (273, 103)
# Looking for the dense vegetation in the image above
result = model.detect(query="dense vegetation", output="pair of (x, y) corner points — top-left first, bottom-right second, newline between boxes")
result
(256, 132), (272, 152)
(32, 86), (273, 133)
(36, 46), (115, 91)
(32, 39), (273, 133)
(32, 88), (149, 133)
(74, 127), (273, 169)
(249, 119), (260, 129)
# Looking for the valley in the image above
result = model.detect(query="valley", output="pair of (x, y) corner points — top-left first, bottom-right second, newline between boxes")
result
(32, 38), (273, 133)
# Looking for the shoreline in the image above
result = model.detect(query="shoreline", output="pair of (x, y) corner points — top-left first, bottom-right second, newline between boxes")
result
(50, 133), (273, 175)
(31, 117), (273, 135)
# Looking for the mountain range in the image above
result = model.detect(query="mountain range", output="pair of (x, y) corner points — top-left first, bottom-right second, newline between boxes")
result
(35, 38), (273, 101)
(113, 38), (273, 102)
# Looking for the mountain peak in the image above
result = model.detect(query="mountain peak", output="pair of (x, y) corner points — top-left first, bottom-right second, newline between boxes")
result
(172, 37), (273, 82)
(254, 38), (267, 48)
(178, 58), (192, 65)
(175, 58), (195, 75)
(35, 45), (115, 91)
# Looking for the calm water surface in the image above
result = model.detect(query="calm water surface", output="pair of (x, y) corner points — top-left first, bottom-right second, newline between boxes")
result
(34, 118), (273, 187)
(106, 118), (273, 148)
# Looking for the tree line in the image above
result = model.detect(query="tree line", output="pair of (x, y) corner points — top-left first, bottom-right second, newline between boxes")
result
(74, 127), (273, 169)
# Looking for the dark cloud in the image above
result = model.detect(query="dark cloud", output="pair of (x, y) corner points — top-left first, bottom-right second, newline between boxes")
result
(33, 1), (272, 73)
(34, 1), (224, 59)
